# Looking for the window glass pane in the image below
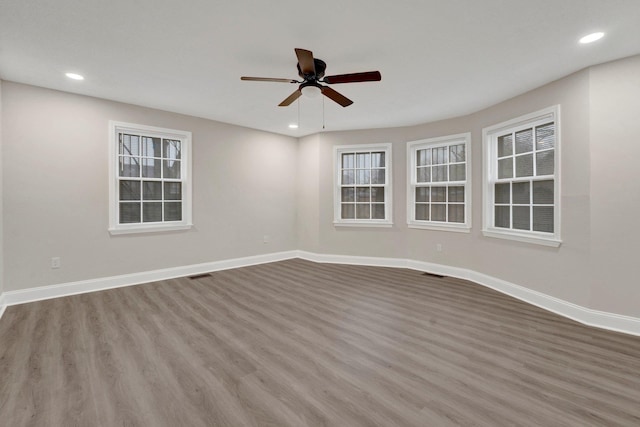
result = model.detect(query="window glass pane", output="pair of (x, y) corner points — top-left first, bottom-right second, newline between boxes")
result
(533, 180), (554, 204)
(143, 181), (162, 200)
(495, 206), (510, 228)
(536, 123), (555, 150)
(119, 180), (140, 201)
(432, 147), (447, 164)
(371, 169), (385, 184)
(142, 158), (162, 178)
(342, 170), (355, 185)
(431, 204), (446, 221)
(371, 187), (385, 202)
(533, 206), (554, 233)
(415, 187), (429, 202)
(431, 186), (446, 202)
(371, 152), (385, 168)
(513, 206), (530, 230)
(495, 183), (510, 204)
(356, 187), (370, 202)
(417, 167), (430, 183)
(342, 153), (355, 169)
(515, 128), (533, 154)
(515, 154), (534, 177)
(448, 205), (464, 223)
(356, 204), (370, 219)
(341, 203), (355, 219)
(120, 134), (140, 156)
(356, 170), (370, 185)
(448, 186), (464, 203)
(119, 202), (141, 224)
(163, 139), (181, 160)
(164, 182), (182, 201)
(417, 149), (431, 166)
(498, 158), (513, 179)
(356, 153), (370, 169)
(341, 187), (355, 202)
(372, 204), (385, 219)
(164, 202), (182, 221)
(141, 137), (161, 157)
(164, 160), (181, 179)
(119, 156), (140, 177)
(449, 164), (465, 181)
(432, 165), (447, 182)
(450, 144), (465, 162)
(536, 150), (554, 176)
(512, 182), (530, 204)
(143, 202), (162, 222)
(497, 134), (513, 157)
(415, 204), (429, 221)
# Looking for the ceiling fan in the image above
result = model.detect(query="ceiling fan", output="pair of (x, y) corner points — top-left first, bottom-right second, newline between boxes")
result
(241, 48), (381, 107)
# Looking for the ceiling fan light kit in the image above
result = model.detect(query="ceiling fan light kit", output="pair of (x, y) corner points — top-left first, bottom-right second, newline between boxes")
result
(241, 48), (381, 108)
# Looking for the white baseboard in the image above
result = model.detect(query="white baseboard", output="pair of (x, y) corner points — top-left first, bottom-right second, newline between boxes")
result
(298, 251), (640, 337)
(1, 249), (639, 337)
(0, 250), (298, 312)
(0, 293), (6, 321)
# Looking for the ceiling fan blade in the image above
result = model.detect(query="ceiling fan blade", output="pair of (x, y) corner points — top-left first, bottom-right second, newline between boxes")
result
(241, 77), (297, 83)
(321, 86), (353, 107)
(295, 48), (315, 76)
(324, 71), (382, 84)
(278, 89), (302, 106)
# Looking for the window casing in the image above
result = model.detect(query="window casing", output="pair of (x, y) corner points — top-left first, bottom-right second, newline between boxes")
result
(334, 144), (393, 227)
(407, 133), (471, 232)
(482, 106), (561, 247)
(109, 121), (192, 234)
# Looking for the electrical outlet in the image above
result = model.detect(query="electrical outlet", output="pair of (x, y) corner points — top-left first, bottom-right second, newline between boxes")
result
(51, 257), (61, 269)
(436, 243), (442, 252)
(263, 235), (269, 244)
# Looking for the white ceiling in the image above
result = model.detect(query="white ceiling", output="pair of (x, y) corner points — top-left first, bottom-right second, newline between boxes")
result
(1, 1), (640, 137)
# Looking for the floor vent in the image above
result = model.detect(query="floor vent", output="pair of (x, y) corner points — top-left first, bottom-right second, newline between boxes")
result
(188, 273), (212, 280)
(422, 272), (445, 279)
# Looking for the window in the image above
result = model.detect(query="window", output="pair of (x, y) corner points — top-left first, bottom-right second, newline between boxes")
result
(334, 144), (392, 226)
(109, 121), (192, 234)
(407, 133), (471, 232)
(482, 106), (561, 246)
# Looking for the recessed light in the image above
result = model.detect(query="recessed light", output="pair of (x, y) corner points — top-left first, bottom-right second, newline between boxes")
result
(288, 124), (299, 129)
(579, 32), (604, 44)
(65, 72), (84, 80)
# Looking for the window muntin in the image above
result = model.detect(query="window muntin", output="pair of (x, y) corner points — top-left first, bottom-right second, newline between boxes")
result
(109, 122), (192, 234)
(334, 144), (392, 226)
(407, 134), (471, 231)
(482, 106), (561, 246)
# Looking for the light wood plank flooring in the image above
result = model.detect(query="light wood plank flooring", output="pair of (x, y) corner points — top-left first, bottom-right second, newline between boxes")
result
(1, 259), (639, 426)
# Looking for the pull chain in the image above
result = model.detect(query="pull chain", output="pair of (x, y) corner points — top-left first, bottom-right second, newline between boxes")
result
(322, 96), (325, 130)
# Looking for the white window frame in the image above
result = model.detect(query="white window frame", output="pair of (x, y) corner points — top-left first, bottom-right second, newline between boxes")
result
(333, 143), (393, 227)
(482, 105), (561, 247)
(406, 133), (471, 232)
(108, 121), (193, 235)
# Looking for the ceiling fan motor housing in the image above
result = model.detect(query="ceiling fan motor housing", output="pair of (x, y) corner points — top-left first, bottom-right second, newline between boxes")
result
(297, 58), (326, 80)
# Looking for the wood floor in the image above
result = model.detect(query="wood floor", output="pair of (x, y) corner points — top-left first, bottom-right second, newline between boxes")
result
(1, 259), (639, 426)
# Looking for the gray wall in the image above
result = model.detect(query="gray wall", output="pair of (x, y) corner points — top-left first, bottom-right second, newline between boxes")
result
(297, 56), (639, 318)
(588, 55), (640, 314)
(1, 82), (298, 292)
(0, 81), (3, 296)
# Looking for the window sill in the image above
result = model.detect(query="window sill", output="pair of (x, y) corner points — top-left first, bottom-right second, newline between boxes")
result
(482, 229), (562, 247)
(109, 223), (193, 235)
(333, 221), (393, 228)
(408, 222), (471, 233)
